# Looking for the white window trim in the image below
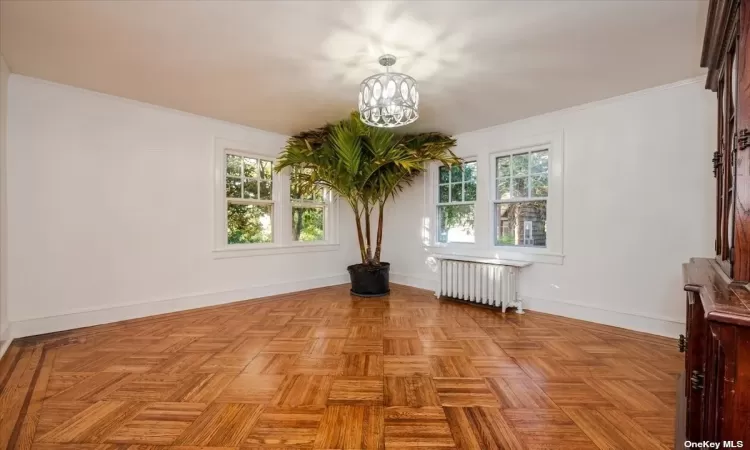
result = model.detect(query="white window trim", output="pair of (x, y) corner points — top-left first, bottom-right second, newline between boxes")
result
(212, 138), (339, 258)
(491, 143), (550, 248)
(487, 134), (564, 263)
(425, 157), (478, 248)
(422, 131), (564, 265)
(285, 167), (338, 245)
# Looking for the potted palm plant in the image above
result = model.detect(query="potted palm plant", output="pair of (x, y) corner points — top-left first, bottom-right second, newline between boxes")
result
(275, 112), (460, 297)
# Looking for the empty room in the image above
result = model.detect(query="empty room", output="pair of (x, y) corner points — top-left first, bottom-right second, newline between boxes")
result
(0, 0), (747, 449)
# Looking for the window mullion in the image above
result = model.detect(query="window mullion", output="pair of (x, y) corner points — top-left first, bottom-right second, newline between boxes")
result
(495, 197), (548, 204)
(227, 199), (275, 205)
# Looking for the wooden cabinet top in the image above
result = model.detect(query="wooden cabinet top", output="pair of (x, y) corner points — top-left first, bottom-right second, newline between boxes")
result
(683, 258), (750, 326)
(701, 0), (739, 91)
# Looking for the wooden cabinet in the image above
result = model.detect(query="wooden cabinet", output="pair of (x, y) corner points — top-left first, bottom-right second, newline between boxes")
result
(681, 260), (750, 446)
(703, 0), (750, 282)
(678, 0), (750, 447)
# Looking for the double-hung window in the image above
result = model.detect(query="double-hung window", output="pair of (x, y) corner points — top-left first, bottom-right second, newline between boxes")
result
(493, 147), (549, 247)
(436, 161), (477, 243)
(225, 152), (275, 244)
(215, 139), (339, 257)
(290, 167), (327, 242)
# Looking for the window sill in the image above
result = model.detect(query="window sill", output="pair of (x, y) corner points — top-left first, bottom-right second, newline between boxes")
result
(425, 245), (564, 265)
(213, 242), (340, 259)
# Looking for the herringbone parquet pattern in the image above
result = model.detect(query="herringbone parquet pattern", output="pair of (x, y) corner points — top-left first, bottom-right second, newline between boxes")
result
(0, 284), (682, 450)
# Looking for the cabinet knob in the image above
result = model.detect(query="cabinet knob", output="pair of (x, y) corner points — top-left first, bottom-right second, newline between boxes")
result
(678, 334), (686, 353)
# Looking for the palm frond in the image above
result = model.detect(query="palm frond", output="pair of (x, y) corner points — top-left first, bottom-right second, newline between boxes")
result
(275, 112), (460, 264)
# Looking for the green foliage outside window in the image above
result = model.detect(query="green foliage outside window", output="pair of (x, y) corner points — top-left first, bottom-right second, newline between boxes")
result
(292, 207), (324, 241)
(437, 161), (477, 243)
(291, 167), (326, 242)
(227, 203), (272, 244)
(226, 154), (274, 244)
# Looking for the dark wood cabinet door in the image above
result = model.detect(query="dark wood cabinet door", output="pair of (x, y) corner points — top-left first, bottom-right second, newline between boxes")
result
(733, 0), (750, 280)
(703, 0), (750, 280)
(685, 288), (706, 441)
(702, 324), (725, 441)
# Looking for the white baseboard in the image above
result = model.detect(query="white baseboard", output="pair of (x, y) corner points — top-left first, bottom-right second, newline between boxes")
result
(9, 274), (349, 339)
(390, 272), (436, 292)
(0, 338), (10, 360)
(390, 272), (684, 338)
(0, 320), (8, 341)
(520, 295), (684, 338)
(6, 271), (685, 341)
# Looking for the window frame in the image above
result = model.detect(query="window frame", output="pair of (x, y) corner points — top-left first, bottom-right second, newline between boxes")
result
(435, 160), (477, 245)
(425, 157), (478, 248)
(492, 144), (550, 248)
(288, 167), (333, 243)
(423, 131), (563, 265)
(488, 135), (563, 261)
(213, 138), (339, 258)
(221, 149), (280, 249)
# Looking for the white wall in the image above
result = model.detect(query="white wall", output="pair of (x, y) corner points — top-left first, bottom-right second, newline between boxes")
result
(0, 55), (9, 344)
(6, 75), (359, 337)
(384, 78), (716, 337)
(4, 74), (716, 339)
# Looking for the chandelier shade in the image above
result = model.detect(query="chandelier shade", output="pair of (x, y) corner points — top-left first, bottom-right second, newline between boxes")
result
(358, 55), (419, 128)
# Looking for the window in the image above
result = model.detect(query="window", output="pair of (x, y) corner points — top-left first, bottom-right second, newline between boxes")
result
(493, 148), (548, 247)
(437, 161), (476, 243)
(290, 167), (326, 242)
(423, 133), (562, 264)
(225, 152), (275, 244)
(214, 139), (339, 257)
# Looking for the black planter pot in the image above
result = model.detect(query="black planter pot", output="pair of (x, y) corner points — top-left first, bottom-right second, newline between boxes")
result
(347, 262), (390, 297)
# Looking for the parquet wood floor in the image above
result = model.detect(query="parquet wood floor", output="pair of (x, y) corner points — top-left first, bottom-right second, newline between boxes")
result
(0, 284), (682, 450)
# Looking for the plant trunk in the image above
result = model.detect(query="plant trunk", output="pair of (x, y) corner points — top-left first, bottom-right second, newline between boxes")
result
(353, 203), (367, 264)
(374, 202), (385, 264)
(364, 201), (373, 265)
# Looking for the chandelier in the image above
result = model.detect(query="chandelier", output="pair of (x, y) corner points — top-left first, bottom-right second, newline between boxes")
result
(358, 54), (419, 128)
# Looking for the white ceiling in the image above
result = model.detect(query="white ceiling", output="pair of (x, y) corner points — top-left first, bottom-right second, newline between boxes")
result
(0, 0), (708, 135)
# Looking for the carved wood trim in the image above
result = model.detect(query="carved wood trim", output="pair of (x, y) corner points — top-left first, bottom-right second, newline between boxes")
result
(703, 0), (741, 91)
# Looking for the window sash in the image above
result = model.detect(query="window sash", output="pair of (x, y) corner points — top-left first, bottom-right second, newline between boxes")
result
(226, 153), (274, 202)
(291, 204), (327, 242)
(290, 170), (330, 242)
(290, 166), (326, 203)
(291, 192), (325, 202)
(437, 161), (477, 205)
(492, 148), (549, 248)
(227, 198), (275, 205)
(493, 149), (548, 202)
(494, 196), (548, 204)
(437, 200), (475, 206)
(292, 200), (326, 206)
(226, 201), (275, 244)
(493, 200), (547, 247)
(437, 204), (476, 244)
(224, 150), (277, 246)
(225, 155), (274, 178)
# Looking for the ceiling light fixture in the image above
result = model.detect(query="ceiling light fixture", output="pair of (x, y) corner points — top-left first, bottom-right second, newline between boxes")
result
(358, 54), (419, 128)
